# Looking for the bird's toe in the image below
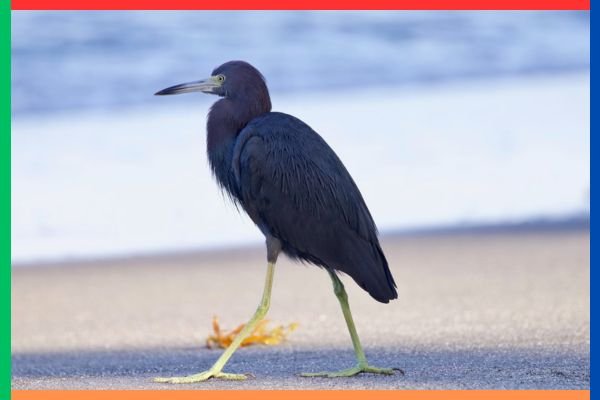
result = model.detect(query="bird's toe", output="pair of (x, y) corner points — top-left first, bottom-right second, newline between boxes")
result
(300, 364), (401, 378)
(153, 370), (250, 384)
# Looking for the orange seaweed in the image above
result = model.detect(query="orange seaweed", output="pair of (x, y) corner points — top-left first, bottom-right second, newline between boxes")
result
(206, 315), (298, 349)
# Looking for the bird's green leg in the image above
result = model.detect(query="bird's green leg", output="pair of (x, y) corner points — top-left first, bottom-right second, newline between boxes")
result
(300, 271), (397, 378)
(154, 260), (276, 383)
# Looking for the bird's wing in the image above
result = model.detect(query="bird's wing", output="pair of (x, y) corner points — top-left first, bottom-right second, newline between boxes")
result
(232, 113), (397, 303)
(233, 113), (377, 243)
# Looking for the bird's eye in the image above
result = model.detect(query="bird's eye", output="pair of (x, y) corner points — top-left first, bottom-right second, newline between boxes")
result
(217, 75), (226, 82)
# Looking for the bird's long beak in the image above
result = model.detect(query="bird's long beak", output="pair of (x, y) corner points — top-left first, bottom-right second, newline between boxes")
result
(155, 77), (220, 96)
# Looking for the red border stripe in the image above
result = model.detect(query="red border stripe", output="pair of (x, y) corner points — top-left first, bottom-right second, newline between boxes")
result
(10, 0), (591, 10)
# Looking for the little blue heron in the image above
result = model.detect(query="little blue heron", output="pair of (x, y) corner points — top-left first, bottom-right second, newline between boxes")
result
(154, 61), (398, 383)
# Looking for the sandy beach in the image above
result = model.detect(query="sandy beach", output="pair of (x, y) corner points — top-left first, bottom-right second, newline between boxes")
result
(12, 227), (589, 390)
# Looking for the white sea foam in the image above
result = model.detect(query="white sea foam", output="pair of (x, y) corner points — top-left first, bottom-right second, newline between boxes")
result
(11, 73), (590, 263)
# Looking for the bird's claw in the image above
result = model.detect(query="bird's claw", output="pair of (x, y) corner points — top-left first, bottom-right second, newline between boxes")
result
(300, 364), (402, 378)
(154, 370), (250, 383)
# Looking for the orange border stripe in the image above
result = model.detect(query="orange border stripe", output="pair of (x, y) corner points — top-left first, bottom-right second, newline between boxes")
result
(10, 0), (591, 9)
(11, 390), (591, 400)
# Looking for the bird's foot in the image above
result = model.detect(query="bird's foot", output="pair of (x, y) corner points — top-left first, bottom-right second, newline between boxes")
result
(300, 364), (402, 378)
(154, 370), (250, 383)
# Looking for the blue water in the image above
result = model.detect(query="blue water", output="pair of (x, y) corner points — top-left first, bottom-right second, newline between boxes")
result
(11, 11), (589, 117)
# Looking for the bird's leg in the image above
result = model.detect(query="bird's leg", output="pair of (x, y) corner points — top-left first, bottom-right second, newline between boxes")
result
(300, 270), (398, 378)
(154, 238), (280, 384)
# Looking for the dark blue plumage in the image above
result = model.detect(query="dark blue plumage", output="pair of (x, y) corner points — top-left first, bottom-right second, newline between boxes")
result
(199, 61), (397, 303)
(154, 60), (400, 382)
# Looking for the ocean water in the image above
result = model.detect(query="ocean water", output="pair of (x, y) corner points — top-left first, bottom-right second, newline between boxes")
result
(12, 11), (589, 116)
(11, 12), (590, 263)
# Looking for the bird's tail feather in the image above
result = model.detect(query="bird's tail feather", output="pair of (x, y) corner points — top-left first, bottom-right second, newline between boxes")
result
(338, 238), (397, 303)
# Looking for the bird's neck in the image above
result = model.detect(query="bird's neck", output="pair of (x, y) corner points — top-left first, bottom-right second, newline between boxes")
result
(206, 96), (271, 152)
(206, 96), (270, 195)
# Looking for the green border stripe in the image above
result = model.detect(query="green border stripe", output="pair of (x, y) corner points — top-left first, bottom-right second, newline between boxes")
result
(3, 2), (10, 399)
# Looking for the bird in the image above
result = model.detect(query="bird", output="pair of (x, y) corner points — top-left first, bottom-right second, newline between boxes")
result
(154, 60), (398, 383)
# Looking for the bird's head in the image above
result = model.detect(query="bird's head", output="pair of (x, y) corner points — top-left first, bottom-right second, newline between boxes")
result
(155, 61), (270, 103)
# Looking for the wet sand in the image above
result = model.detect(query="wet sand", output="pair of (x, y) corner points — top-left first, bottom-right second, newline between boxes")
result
(12, 228), (589, 389)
